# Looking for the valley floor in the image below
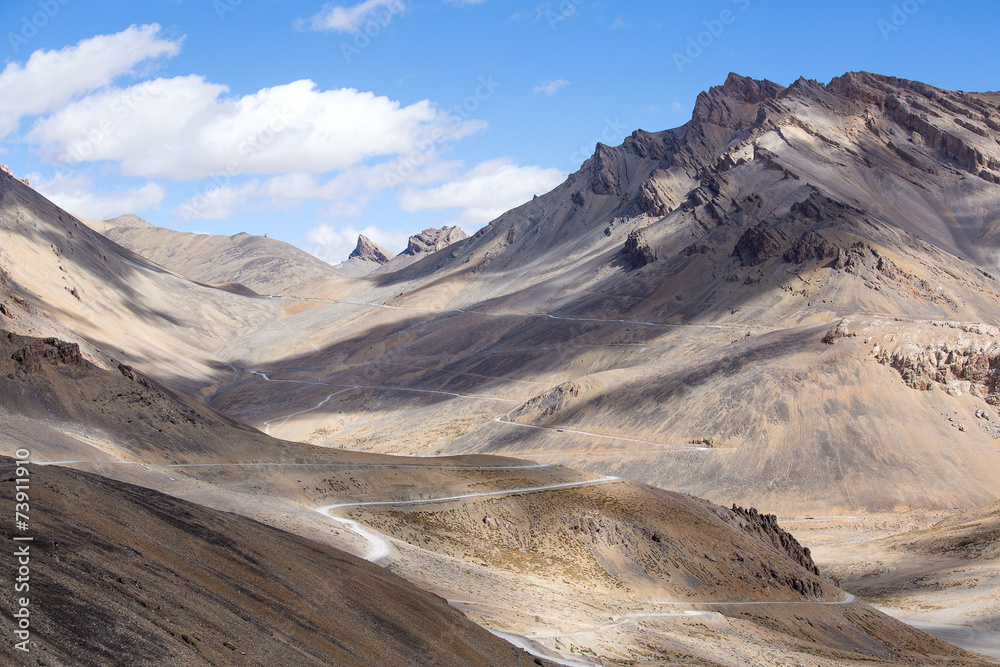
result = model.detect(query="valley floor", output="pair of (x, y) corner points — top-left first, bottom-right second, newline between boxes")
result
(794, 512), (1000, 661)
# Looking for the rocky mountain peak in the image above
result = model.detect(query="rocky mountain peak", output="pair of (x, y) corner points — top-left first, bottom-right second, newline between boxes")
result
(691, 72), (784, 127)
(349, 235), (394, 264)
(403, 226), (467, 256)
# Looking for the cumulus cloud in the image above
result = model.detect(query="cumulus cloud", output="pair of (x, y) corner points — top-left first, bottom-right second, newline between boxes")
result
(8, 24), (566, 243)
(175, 182), (260, 222)
(0, 24), (181, 138)
(32, 173), (165, 220)
(300, 0), (406, 32)
(305, 223), (410, 263)
(533, 79), (569, 96)
(30, 77), (484, 180)
(174, 156), (464, 222)
(399, 157), (566, 225)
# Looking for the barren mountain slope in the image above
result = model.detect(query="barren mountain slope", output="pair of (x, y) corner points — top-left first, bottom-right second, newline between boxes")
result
(203, 72), (1000, 513)
(0, 458), (539, 667)
(0, 172), (277, 393)
(0, 329), (990, 666)
(96, 221), (345, 295)
(351, 478), (996, 666)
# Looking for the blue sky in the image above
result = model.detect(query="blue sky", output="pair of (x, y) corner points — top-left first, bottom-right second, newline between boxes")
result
(1, 0), (997, 263)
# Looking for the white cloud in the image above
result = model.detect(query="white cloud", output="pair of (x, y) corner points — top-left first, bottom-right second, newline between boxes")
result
(301, 0), (405, 32)
(610, 16), (627, 30)
(399, 158), (566, 225)
(30, 77), (485, 180)
(175, 182), (260, 222)
(10, 25), (560, 237)
(0, 24), (181, 138)
(257, 157), (462, 206)
(533, 79), (569, 96)
(32, 173), (165, 220)
(174, 156), (465, 222)
(305, 223), (410, 263)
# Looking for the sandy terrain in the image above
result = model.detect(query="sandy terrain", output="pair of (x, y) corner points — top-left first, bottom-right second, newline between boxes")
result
(785, 510), (1000, 662)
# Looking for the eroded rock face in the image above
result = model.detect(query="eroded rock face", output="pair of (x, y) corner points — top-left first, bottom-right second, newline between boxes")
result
(691, 73), (784, 129)
(404, 226), (468, 256)
(727, 505), (822, 579)
(785, 231), (835, 264)
(10, 336), (82, 374)
(873, 325), (1000, 399)
(510, 381), (583, 423)
(349, 235), (394, 264)
(827, 72), (1000, 180)
(822, 319), (858, 345)
(622, 230), (657, 268)
(733, 226), (785, 267)
(826, 318), (1000, 400)
(588, 143), (624, 196)
(636, 174), (678, 218)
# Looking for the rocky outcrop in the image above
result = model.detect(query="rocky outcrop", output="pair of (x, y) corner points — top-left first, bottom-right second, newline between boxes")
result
(785, 231), (835, 264)
(732, 225), (785, 267)
(728, 505), (821, 578)
(509, 381), (583, 424)
(691, 73), (784, 128)
(403, 226), (467, 256)
(10, 336), (82, 374)
(0, 164), (30, 187)
(828, 318), (1000, 400)
(117, 363), (163, 395)
(834, 242), (899, 278)
(870, 323), (1000, 399)
(587, 143), (623, 196)
(828, 72), (1000, 177)
(636, 173), (678, 217)
(348, 235), (394, 264)
(822, 319), (858, 345)
(622, 230), (657, 268)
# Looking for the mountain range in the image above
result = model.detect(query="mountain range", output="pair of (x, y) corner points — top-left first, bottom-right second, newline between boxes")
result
(2, 71), (999, 665)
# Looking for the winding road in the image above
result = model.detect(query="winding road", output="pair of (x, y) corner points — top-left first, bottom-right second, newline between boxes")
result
(315, 475), (620, 563)
(252, 369), (717, 454)
(261, 388), (353, 435)
(252, 370), (522, 404)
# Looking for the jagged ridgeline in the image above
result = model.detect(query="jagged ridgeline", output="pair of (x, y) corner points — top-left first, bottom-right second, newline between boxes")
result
(217, 71), (1000, 513)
